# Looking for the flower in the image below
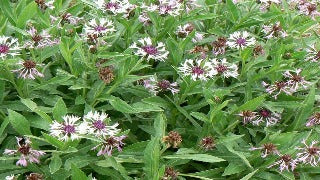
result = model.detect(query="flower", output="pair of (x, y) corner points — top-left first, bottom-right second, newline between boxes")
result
(99, 66), (114, 84)
(176, 23), (194, 38)
(212, 37), (227, 56)
(4, 137), (45, 167)
(138, 13), (152, 26)
(262, 80), (292, 99)
(35, 0), (54, 11)
(84, 18), (115, 36)
(238, 110), (257, 125)
(129, 37), (169, 61)
(11, 60), (44, 79)
(162, 167), (178, 180)
(190, 45), (208, 59)
(142, 0), (182, 16)
(283, 69), (310, 91)
(5, 175), (17, 180)
(305, 44), (320, 62)
(253, 44), (265, 56)
(24, 26), (59, 49)
(92, 135), (126, 156)
(268, 154), (298, 172)
(183, 0), (201, 13)
(26, 173), (44, 180)
(227, 31), (256, 50)
(297, 1), (320, 20)
(163, 131), (182, 148)
(306, 112), (320, 127)
(253, 108), (281, 126)
(296, 140), (320, 166)
(178, 58), (215, 81)
(50, 115), (85, 141)
(200, 136), (215, 151)
(61, 13), (82, 25)
(84, 111), (120, 137)
(250, 143), (280, 158)
(143, 76), (179, 95)
(262, 22), (288, 39)
(0, 36), (21, 59)
(96, 0), (136, 18)
(211, 58), (239, 78)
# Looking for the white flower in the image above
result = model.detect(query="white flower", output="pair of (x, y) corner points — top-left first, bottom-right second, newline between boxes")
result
(5, 175), (16, 180)
(249, 143), (280, 158)
(35, 0), (55, 10)
(92, 135), (126, 156)
(178, 58), (215, 81)
(50, 115), (84, 141)
(305, 44), (320, 62)
(262, 22), (288, 39)
(262, 81), (292, 99)
(259, 0), (281, 11)
(306, 112), (320, 127)
(298, 2), (320, 20)
(138, 12), (151, 26)
(24, 26), (59, 49)
(283, 69), (310, 91)
(227, 31), (256, 50)
(143, 76), (179, 95)
(11, 60), (44, 80)
(268, 154), (297, 172)
(141, 0), (182, 16)
(253, 109), (281, 127)
(296, 140), (320, 166)
(96, 0), (136, 18)
(176, 23), (194, 38)
(129, 37), (169, 61)
(84, 18), (115, 36)
(84, 111), (120, 137)
(0, 36), (21, 59)
(211, 58), (239, 78)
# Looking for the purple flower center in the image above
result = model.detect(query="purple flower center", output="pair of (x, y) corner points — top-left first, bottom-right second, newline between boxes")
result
(142, 45), (158, 55)
(0, 44), (9, 54)
(215, 64), (228, 73)
(105, 2), (120, 10)
(63, 124), (75, 134)
(18, 145), (31, 155)
(259, 109), (271, 118)
(158, 80), (171, 90)
(93, 120), (106, 130)
(95, 25), (107, 32)
(192, 66), (205, 75)
(236, 38), (246, 46)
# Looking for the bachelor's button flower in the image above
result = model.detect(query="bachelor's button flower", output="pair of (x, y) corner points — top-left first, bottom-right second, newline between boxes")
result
(283, 69), (310, 91)
(200, 136), (215, 151)
(262, 22), (288, 39)
(211, 58), (239, 78)
(306, 112), (320, 127)
(253, 108), (281, 127)
(92, 135), (126, 156)
(268, 154), (298, 172)
(238, 110), (257, 125)
(24, 26), (59, 49)
(250, 143), (280, 158)
(227, 31), (256, 50)
(296, 140), (320, 166)
(84, 18), (115, 37)
(84, 111), (120, 137)
(143, 76), (179, 95)
(163, 131), (182, 148)
(0, 36), (21, 59)
(12, 60), (44, 80)
(212, 37), (227, 56)
(178, 58), (215, 81)
(262, 80), (292, 99)
(305, 44), (320, 62)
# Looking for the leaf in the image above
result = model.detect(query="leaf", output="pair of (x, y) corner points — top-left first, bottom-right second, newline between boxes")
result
(71, 164), (87, 180)
(225, 145), (253, 170)
(42, 132), (64, 149)
(234, 94), (267, 113)
(154, 113), (166, 138)
(107, 96), (136, 114)
(0, 0), (17, 24)
(226, 0), (239, 22)
(16, 1), (37, 28)
(49, 154), (62, 174)
(53, 98), (67, 121)
(222, 162), (246, 176)
(144, 137), (160, 180)
(163, 154), (225, 163)
(21, 98), (53, 122)
(8, 109), (32, 135)
(190, 112), (209, 122)
(240, 169), (258, 180)
(290, 86), (315, 130)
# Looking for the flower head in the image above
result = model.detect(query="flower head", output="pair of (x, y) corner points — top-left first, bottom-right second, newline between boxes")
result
(176, 23), (194, 38)
(211, 58), (239, 78)
(92, 135), (126, 156)
(142, 0), (182, 16)
(238, 110), (257, 125)
(12, 60), (44, 79)
(262, 22), (288, 39)
(283, 69), (310, 91)
(35, 0), (54, 11)
(305, 44), (320, 62)
(268, 154), (297, 172)
(99, 66), (114, 84)
(253, 44), (265, 56)
(143, 76), (179, 95)
(163, 131), (182, 148)
(259, 0), (282, 11)
(250, 143), (280, 158)
(24, 26), (59, 49)
(306, 112), (320, 127)
(5, 175), (17, 180)
(297, 1), (320, 20)
(296, 140), (320, 166)
(178, 58), (215, 81)
(162, 167), (178, 180)
(26, 173), (44, 180)
(96, 0), (136, 18)
(4, 137), (45, 167)
(84, 111), (120, 137)
(138, 12), (152, 26)
(227, 31), (256, 50)
(212, 37), (227, 56)
(50, 115), (85, 141)
(262, 80), (292, 99)
(200, 136), (215, 151)
(253, 108), (281, 126)
(130, 37), (169, 61)
(0, 36), (21, 59)
(84, 18), (115, 37)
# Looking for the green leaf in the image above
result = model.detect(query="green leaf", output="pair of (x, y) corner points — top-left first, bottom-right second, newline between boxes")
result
(8, 109), (32, 135)
(190, 112), (209, 122)
(234, 94), (267, 113)
(42, 132), (64, 149)
(226, 0), (239, 22)
(16, 1), (37, 28)
(49, 154), (62, 174)
(53, 98), (67, 121)
(225, 145), (253, 170)
(107, 96), (136, 113)
(222, 162), (246, 176)
(21, 98), (53, 122)
(240, 169), (258, 180)
(0, 0), (17, 24)
(163, 154), (225, 163)
(154, 113), (166, 138)
(71, 164), (87, 180)
(144, 137), (160, 180)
